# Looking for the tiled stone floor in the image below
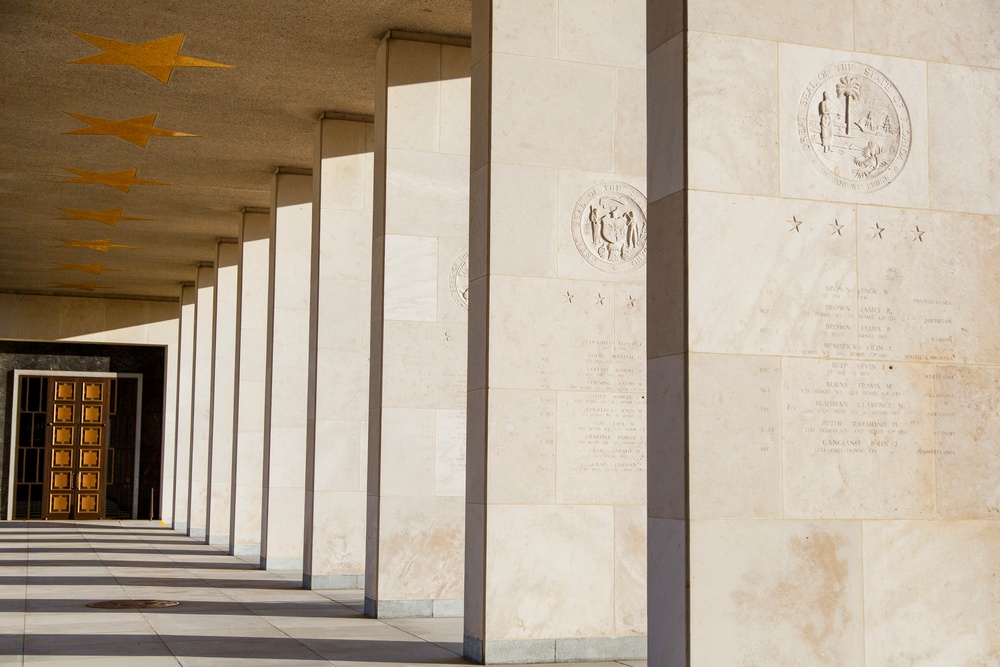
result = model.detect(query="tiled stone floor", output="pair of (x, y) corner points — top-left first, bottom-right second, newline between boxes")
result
(0, 521), (647, 666)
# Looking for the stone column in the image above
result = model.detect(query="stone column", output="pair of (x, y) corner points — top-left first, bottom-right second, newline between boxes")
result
(303, 115), (374, 590)
(206, 239), (239, 546)
(230, 208), (270, 558)
(172, 283), (196, 532)
(366, 32), (470, 618)
(465, 2), (648, 662)
(260, 169), (313, 571)
(187, 263), (215, 539)
(646, 1), (1000, 665)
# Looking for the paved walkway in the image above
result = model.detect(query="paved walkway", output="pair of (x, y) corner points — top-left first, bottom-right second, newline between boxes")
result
(0, 521), (647, 666)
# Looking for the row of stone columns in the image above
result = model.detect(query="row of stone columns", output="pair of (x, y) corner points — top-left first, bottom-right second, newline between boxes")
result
(167, 7), (653, 663)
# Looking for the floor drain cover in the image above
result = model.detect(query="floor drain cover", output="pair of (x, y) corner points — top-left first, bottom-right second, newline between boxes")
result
(87, 600), (180, 609)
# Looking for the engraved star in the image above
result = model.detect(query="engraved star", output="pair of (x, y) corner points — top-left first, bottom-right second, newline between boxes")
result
(51, 262), (122, 276)
(57, 207), (149, 227)
(788, 216), (804, 232)
(912, 225), (925, 243)
(563, 291), (574, 304)
(829, 219), (844, 236)
(626, 295), (638, 308)
(55, 238), (135, 252)
(595, 293), (605, 306)
(61, 167), (168, 192)
(63, 112), (196, 148)
(69, 32), (234, 84)
(872, 222), (886, 239)
(443, 332), (451, 342)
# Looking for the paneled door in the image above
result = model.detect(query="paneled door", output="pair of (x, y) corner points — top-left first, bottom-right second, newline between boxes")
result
(42, 377), (111, 520)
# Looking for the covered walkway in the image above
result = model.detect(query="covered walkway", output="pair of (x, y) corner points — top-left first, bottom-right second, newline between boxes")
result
(0, 521), (647, 666)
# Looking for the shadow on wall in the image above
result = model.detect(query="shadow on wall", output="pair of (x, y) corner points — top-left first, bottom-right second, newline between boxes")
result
(0, 292), (179, 343)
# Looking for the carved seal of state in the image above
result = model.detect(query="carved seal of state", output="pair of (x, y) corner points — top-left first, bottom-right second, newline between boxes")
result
(449, 252), (469, 311)
(797, 62), (911, 193)
(572, 182), (647, 274)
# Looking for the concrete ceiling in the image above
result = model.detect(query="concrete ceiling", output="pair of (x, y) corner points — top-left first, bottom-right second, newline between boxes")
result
(0, 0), (471, 300)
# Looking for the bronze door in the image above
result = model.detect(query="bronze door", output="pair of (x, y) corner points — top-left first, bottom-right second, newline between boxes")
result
(42, 378), (111, 520)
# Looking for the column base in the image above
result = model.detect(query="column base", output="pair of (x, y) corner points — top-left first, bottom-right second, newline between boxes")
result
(231, 543), (260, 557)
(364, 597), (463, 619)
(463, 635), (647, 664)
(173, 522), (187, 532)
(189, 527), (206, 538)
(207, 533), (229, 547)
(259, 556), (302, 571)
(303, 573), (364, 590)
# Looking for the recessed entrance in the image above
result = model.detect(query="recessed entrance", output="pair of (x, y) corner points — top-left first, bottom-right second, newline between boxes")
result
(10, 373), (141, 520)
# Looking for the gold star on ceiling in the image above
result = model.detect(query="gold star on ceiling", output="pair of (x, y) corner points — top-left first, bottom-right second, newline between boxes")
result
(63, 112), (196, 147)
(70, 32), (233, 83)
(51, 262), (122, 276)
(57, 207), (149, 227)
(61, 167), (168, 192)
(56, 238), (136, 252)
(50, 282), (111, 291)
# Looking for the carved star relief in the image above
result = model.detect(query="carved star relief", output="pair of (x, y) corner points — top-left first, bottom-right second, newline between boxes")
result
(563, 291), (574, 303)
(70, 32), (233, 83)
(61, 167), (168, 192)
(912, 225), (926, 243)
(595, 293), (605, 306)
(56, 238), (135, 252)
(57, 207), (149, 227)
(626, 295), (638, 308)
(788, 216), (804, 233)
(872, 223), (886, 239)
(829, 219), (844, 236)
(51, 262), (122, 276)
(63, 112), (196, 147)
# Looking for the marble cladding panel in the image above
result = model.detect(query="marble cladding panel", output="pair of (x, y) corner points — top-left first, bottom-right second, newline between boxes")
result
(863, 520), (1000, 665)
(485, 504), (615, 639)
(386, 40), (442, 153)
(557, 0), (645, 69)
(854, 0), (1000, 69)
(486, 163), (559, 278)
(928, 62), (1000, 216)
(490, 0), (558, 59)
(263, 485), (305, 563)
(688, 32), (778, 196)
(434, 409), (466, 497)
(318, 210), (374, 283)
(376, 495), (465, 600)
(781, 358), (936, 519)
(688, 0), (853, 48)
(688, 191), (858, 357)
(316, 281), (369, 352)
(379, 407), (436, 498)
(385, 149), (470, 239)
(484, 389), (556, 505)
(688, 353), (782, 519)
(318, 121), (370, 212)
(308, 491), (367, 575)
(613, 505), (646, 636)
(382, 234), (438, 322)
(440, 45), (472, 157)
(379, 320), (466, 410)
(614, 66), (646, 178)
(778, 45), (929, 209)
(646, 354), (686, 522)
(312, 419), (364, 493)
(855, 206), (1000, 365)
(690, 520), (864, 666)
(491, 53), (615, 173)
(487, 275), (644, 392)
(313, 348), (368, 422)
(932, 364), (1000, 519)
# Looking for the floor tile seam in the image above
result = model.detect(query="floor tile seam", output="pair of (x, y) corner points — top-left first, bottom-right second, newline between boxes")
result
(381, 619), (464, 658)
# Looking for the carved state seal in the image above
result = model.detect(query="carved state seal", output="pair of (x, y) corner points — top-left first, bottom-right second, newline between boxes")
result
(449, 252), (469, 311)
(572, 182), (647, 274)
(797, 62), (911, 193)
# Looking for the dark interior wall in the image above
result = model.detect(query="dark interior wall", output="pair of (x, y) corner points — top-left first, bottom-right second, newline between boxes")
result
(0, 340), (166, 520)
